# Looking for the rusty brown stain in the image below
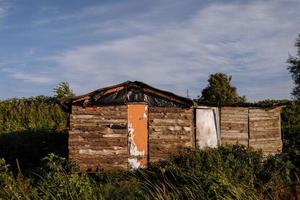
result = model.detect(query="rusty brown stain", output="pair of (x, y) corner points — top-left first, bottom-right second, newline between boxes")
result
(85, 107), (95, 111)
(139, 158), (147, 166)
(72, 96), (90, 103)
(102, 86), (124, 96)
(128, 104), (148, 168)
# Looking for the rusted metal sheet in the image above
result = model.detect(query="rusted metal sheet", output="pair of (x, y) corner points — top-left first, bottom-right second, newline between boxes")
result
(196, 107), (220, 149)
(128, 104), (148, 169)
(70, 81), (193, 108)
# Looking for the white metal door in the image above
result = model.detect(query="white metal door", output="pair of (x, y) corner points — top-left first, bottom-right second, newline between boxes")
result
(196, 107), (220, 149)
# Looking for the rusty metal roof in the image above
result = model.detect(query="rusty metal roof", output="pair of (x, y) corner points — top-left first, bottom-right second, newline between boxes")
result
(70, 81), (194, 108)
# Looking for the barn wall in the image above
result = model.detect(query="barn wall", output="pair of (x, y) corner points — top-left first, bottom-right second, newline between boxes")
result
(220, 106), (282, 155)
(148, 107), (194, 162)
(249, 107), (282, 155)
(68, 104), (282, 171)
(69, 105), (128, 171)
(220, 107), (249, 146)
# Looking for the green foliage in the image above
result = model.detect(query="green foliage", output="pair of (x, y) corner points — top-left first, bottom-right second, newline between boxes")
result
(0, 96), (69, 172)
(32, 154), (97, 200)
(282, 101), (300, 129)
(53, 82), (75, 101)
(0, 159), (20, 198)
(200, 73), (246, 104)
(0, 96), (69, 133)
(137, 146), (261, 200)
(0, 130), (68, 172)
(256, 99), (300, 128)
(0, 145), (298, 200)
(287, 34), (300, 100)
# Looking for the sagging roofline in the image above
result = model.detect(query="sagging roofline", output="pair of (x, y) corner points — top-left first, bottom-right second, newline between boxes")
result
(62, 80), (287, 111)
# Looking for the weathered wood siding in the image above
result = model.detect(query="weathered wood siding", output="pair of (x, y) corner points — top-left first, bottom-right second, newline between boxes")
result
(220, 106), (282, 155)
(69, 105), (128, 171)
(220, 107), (249, 146)
(69, 104), (282, 171)
(249, 107), (282, 155)
(148, 107), (194, 162)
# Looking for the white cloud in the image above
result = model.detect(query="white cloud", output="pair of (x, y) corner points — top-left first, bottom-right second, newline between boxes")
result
(2, 68), (54, 84)
(0, 5), (7, 19)
(50, 0), (300, 100)
(0, 7), (5, 16)
(10, 72), (53, 84)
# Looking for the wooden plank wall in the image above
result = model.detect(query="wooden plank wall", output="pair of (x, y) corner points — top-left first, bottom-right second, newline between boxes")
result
(220, 107), (249, 146)
(148, 107), (194, 162)
(69, 106), (128, 171)
(249, 107), (282, 155)
(68, 105), (282, 171)
(220, 107), (282, 155)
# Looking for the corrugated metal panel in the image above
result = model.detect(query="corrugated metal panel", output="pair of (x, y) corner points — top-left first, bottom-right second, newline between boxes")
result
(196, 107), (220, 149)
(128, 104), (148, 169)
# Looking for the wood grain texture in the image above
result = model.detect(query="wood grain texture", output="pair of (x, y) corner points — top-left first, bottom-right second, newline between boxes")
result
(148, 107), (194, 162)
(220, 106), (282, 155)
(69, 105), (128, 171)
(220, 107), (249, 146)
(69, 105), (282, 171)
(249, 108), (282, 154)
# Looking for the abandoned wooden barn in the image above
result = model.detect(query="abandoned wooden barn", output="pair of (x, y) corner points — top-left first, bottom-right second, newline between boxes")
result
(68, 81), (282, 171)
(196, 105), (282, 156)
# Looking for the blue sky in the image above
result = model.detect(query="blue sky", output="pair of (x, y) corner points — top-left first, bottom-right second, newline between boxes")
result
(0, 0), (300, 100)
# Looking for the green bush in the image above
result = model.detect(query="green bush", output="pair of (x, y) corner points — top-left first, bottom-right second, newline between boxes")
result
(0, 145), (298, 200)
(0, 96), (68, 133)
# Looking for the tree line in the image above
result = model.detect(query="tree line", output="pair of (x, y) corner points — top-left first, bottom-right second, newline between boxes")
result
(0, 34), (300, 134)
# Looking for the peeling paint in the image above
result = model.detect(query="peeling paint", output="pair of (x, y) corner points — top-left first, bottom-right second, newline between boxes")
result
(79, 149), (127, 155)
(128, 122), (145, 156)
(128, 104), (148, 169)
(196, 108), (219, 149)
(79, 149), (99, 155)
(143, 106), (147, 118)
(128, 158), (141, 170)
(183, 127), (192, 131)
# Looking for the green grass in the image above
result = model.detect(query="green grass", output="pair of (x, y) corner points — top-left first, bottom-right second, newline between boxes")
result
(0, 145), (299, 200)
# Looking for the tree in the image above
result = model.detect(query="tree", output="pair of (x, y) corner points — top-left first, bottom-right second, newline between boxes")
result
(53, 82), (75, 101)
(287, 34), (300, 100)
(199, 73), (246, 104)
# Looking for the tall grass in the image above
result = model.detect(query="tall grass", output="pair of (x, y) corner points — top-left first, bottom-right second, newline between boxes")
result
(0, 145), (298, 200)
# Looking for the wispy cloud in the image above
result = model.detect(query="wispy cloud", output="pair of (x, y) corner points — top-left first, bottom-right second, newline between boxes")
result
(0, 0), (8, 19)
(32, 2), (135, 27)
(51, 0), (300, 100)
(1, 0), (299, 100)
(2, 68), (54, 84)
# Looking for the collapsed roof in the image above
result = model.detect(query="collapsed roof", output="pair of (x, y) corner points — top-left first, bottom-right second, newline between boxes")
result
(70, 81), (194, 108)
(66, 80), (286, 110)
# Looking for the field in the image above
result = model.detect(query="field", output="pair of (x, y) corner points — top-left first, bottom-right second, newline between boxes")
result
(0, 97), (299, 199)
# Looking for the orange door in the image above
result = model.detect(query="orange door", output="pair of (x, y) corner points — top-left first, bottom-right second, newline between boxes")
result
(128, 104), (148, 169)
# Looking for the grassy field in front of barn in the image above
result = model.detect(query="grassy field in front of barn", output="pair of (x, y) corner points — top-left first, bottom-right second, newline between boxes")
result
(0, 97), (299, 199)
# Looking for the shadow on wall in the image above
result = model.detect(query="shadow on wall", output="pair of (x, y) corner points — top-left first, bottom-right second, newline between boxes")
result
(0, 129), (68, 173)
